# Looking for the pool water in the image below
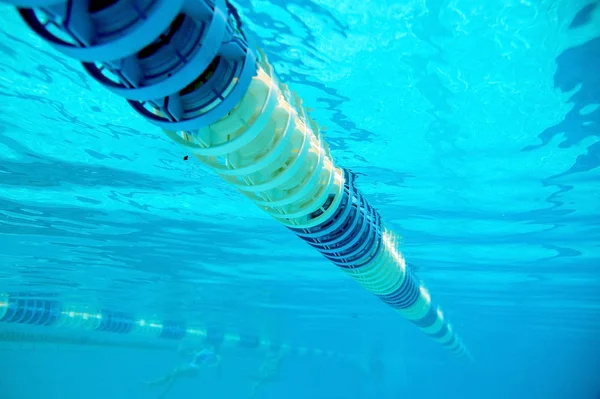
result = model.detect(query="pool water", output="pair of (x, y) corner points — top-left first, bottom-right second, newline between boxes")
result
(0, 1), (599, 398)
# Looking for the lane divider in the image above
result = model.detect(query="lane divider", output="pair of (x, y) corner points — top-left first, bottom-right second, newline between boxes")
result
(0, 292), (347, 359)
(2, 0), (469, 358)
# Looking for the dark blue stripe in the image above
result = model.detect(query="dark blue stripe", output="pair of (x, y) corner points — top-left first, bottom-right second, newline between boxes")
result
(377, 272), (420, 310)
(25, 300), (45, 325)
(5, 299), (27, 324)
(159, 322), (187, 340)
(43, 301), (62, 326)
(9, 299), (29, 324)
(289, 169), (383, 268)
(96, 310), (134, 334)
(412, 305), (439, 328)
(304, 178), (379, 254)
(0, 298), (62, 326)
(429, 324), (449, 339)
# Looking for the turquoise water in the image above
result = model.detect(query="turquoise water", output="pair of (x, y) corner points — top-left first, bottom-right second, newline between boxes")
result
(0, 0), (599, 398)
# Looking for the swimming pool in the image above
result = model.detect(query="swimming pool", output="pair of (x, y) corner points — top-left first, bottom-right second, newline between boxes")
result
(0, 1), (599, 398)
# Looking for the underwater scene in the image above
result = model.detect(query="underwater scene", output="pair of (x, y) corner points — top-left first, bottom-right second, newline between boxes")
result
(0, 0), (599, 398)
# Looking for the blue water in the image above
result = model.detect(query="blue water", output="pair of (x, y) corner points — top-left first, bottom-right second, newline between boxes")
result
(0, 1), (599, 398)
